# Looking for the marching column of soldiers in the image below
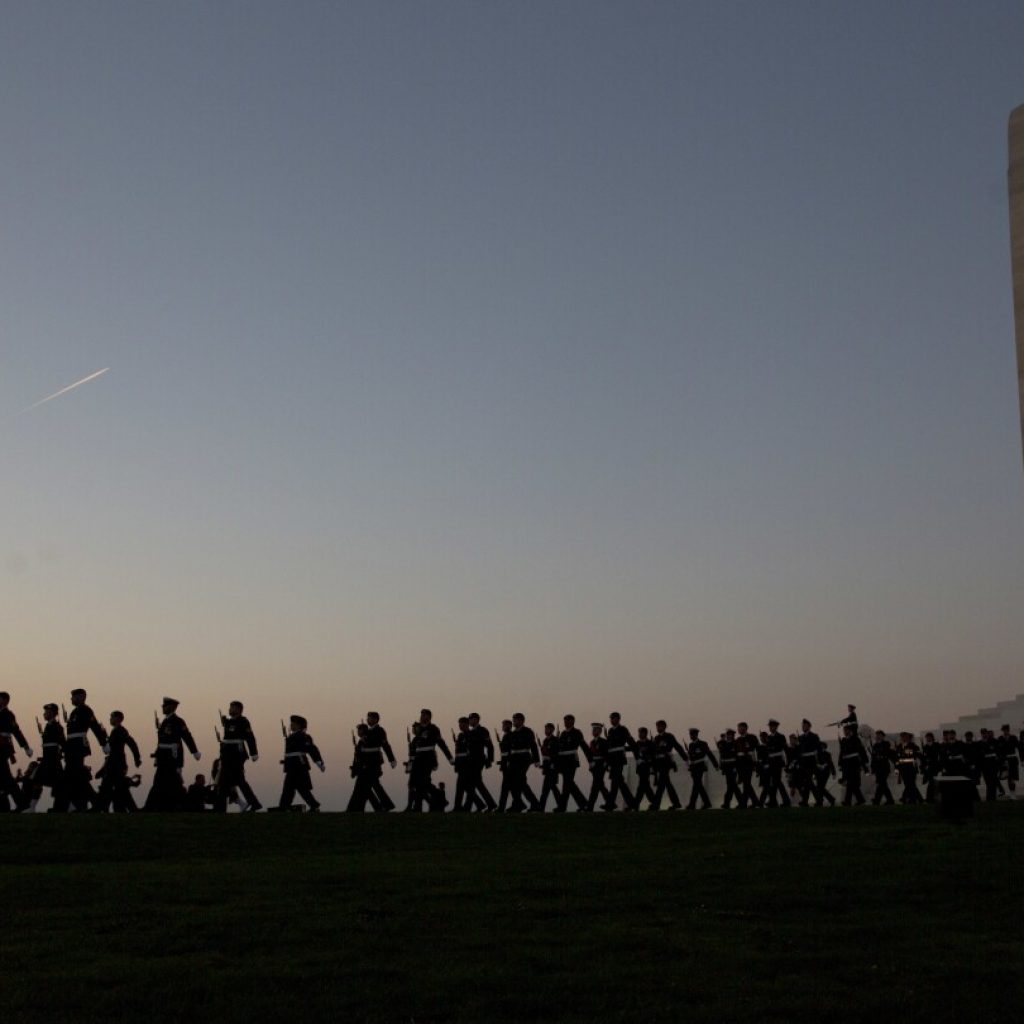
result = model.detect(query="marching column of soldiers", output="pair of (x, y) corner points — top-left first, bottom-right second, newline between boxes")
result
(2, 691), (1023, 813)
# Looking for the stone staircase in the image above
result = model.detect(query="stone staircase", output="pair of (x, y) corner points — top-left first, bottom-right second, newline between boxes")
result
(938, 695), (1024, 735)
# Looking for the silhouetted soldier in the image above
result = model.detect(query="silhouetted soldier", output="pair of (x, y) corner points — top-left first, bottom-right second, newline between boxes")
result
(717, 729), (741, 809)
(998, 724), (1020, 794)
(554, 714), (591, 812)
(214, 701), (261, 812)
(894, 732), (923, 804)
(404, 723), (420, 811)
(733, 723), (760, 808)
(496, 720), (513, 812)
(761, 720), (790, 807)
(796, 720), (822, 806)
(429, 781), (449, 812)
(506, 713), (540, 812)
(837, 705), (858, 732)
(870, 731), (895, 805)
(942, 730), (968, 778)
(586, 723), (611, 811)
(362, 712), (396, 811)
(537, 723), (561, 811)
(651, 721), (687, 810)
(409, 709), (454, 812)
(0, 692), (32, 811)
(603, 712), (637, 811)
(33, 704), (65, 812)
(466, 713), (496, 811)
(95, 711), (142, 812)
(920, 732), (941, 802)
(348, 723), (383, 811)
(978, 728), (1001, 802)
(60, 688), (107, 811)
(815, 742), (836, 806)
(452, 718), (477, 812)
(633, 727), (656, 808)
(684, 728), (719, 810)
(838, 724), (868, 805)
(144, 697), (199, 812)
(278, 715), (324, 811)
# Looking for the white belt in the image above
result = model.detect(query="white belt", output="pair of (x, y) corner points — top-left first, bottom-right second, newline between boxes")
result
(362, 747), (381, 753)
(690, 757), (705, 764)
(511, 749), (533, 755)
(841, 753), (862, 760)
(222, 739), (245, 746)
(769, 752), (786, 759)
(801, 752), (817, 759)
(43, 742), (60, 748)
(558, 750), (578, 756)
(67, 732), (87, 739)
(454, 753), (468, 759)
(607, 746), (625, 753)
(0, 732), (11, 737)
(285, 752), (307, 759)
(415, 746), (435, 754)
(157, 743), (179, 750)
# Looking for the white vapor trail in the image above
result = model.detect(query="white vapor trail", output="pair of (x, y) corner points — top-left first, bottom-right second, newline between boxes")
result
(22, 367), (110, 412)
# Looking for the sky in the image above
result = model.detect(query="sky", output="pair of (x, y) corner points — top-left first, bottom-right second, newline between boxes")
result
(3, 2), (1024, 808)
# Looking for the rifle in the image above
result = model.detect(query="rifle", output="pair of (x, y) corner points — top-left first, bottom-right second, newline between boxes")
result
(351, 729), (357, 748)
(154, 709), (160, 731)
(61, 703), (69, 724)
(218, 708), (225, 724)
(35, 716), (43, 737)
(215, 724), (222, 744)
(280, 719), (287, 738)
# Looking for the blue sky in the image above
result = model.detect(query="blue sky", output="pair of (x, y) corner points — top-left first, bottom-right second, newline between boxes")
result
(2, 3), (1023, 804)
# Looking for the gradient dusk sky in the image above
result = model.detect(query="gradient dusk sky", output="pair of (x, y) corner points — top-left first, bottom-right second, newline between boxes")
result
(3, 3), (1024, 806)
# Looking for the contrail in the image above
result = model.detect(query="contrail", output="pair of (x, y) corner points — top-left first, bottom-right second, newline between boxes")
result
(22, 367), (110, 412)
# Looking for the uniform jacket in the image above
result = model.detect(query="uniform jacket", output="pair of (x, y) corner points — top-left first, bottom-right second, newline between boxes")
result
(66, 704), (107, 760)
(220, 714), (258, 761)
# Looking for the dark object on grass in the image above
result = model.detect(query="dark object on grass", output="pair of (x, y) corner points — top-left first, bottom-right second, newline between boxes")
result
(936, 776), (975, 819)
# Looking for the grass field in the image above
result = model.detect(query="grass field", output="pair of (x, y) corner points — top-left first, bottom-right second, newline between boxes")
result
(2, 804), (1023, 1023)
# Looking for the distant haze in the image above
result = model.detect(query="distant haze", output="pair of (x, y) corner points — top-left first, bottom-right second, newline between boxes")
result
(3, 3), (1024, 807)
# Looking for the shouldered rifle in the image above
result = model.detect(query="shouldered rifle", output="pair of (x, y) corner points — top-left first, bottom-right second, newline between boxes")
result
(35, 716), (43, 736)
(215, 724), (222, 743)
(61, 703), (69, 724)
(154, 709), (160, 730)
(280, 719), (287, 738)
(351, 728), (357, 748)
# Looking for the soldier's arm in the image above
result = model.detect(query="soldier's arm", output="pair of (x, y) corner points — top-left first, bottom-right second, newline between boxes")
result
(245, 721), (259, 759)
(89, 712), (109, 746)
(308, 739), (325, 766)
(127, 733), (142, 767)
(436, 734), (454, 762)
(707, 746), (720, 770)
(626, 731), (638, 756)
(530, 732), (540, 765)
(673, 738), (689, 760)
(380, 729), (396, 764)
(579, 735), (593, 764)
(181, 723), (199, 756)
(483, 732), (494, 766)
(11, 718), (30, 752)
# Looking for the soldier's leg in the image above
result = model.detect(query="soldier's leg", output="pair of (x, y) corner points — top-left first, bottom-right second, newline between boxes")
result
(236, 770), (262, 811)
(347, 772), (371, 811)
(0, 761), (28, 811)
(774, 763), (791, 806)
(371, 775), (395, 812)
(586, 767), (606, 811)
(279, 775), (298, 810)
(296, 776), (320, 810)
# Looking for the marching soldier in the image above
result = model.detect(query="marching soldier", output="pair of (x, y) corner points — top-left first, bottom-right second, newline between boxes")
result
(894, 732), (923, 804)
(651, 720), (687, 810)
(684, 727), (719, 810)
(920, 732), (941, 802)
(733, 722), (761, 808)
(537, 723), (561, 812)
(60, 688), (108, 812)
(506, 713), (541, 812)
(586, 723), (611, 812)
(554, 714), (591, 812)
(978, 728), (1001, 802)
(144, 697), (199, 812)
(870, 730), (895, 805)
(452, 717), (477, 812)
(348, 723), (383, 811)
(815, 741), (837, 806)
(838, 724), (869, 805)
(633, 727), (657, 808)
(404, 722), (420, 811)
(363, 711), (397, 811)
(793, 720), (823, 806)
(717, 729), (741, 809)
(0, 692), (33, 812)
(95, 711), (142, 812)
(278, 715), (324, 811)
(603, 712), (637, 811)
(495, 719), (513, 812)
(466, 713), (497, 811)
(216, 701), (262, 813)
(762, 720), (790, 807)
(33, 704), (66, 812)
(408, 709), (454, 812)
(998, 724), (1020, 795)
(942, 729), (968, 778)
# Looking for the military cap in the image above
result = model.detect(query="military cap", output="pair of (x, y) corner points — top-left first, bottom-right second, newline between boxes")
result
(111, 710), (124, 720)
(725, 727), (736, 736)
(70, 688), (87, 698)
(591, 722), (603, 730)
(768, 718), (780, 727)
(688, 728), (700, 736)
(290, 714), (307, 728)
(609, 711), (621, 719)
(44, 702), (58, 713)
(162, 697), (179, 708)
